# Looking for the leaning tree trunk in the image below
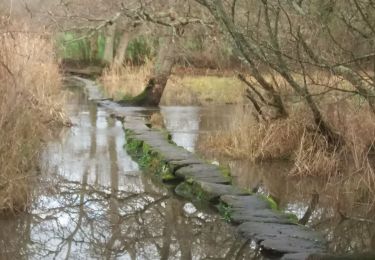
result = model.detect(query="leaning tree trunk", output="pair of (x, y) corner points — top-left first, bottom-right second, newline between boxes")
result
(128, 35), (177, 106)
(113, 30), (131, 67)
(102, 23), (116, 65)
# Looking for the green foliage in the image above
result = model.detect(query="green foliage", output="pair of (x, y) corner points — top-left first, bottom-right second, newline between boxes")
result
(217, 202), (233, 222)
(126, 36), (153, 65)
(285, 212), (299, 224)
(96, 34), (106, 60)
(184, 36), (205, 52)
(56, 32), (106, 61)
(219, 165), (231, 178)
(260, 195), (278, 210)
(124, 136), (143, 156)
(175, 181), (206, 203)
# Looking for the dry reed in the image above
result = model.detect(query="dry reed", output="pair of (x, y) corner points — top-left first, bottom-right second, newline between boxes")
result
(100, 61), (152, 99)
(0, 27), (64, 213)
(200, 101), (375, 190)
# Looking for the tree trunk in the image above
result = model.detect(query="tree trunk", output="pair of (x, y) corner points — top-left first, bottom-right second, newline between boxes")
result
(102, 23), (116, 65)
(113, 30), (131, 67)
(198, 0), (288, 119)
(125, 34), (177, 106)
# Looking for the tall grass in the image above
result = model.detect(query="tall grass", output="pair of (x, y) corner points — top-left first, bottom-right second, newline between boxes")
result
(199, 103), (375, 187)
(0, 29), (64, 213)
(100, 61), (152, 99)
(100, 63), (246, 105)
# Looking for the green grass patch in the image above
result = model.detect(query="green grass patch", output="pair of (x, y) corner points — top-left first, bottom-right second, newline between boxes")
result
(162, 75), (246, 105)
(217, 201), (233, 222)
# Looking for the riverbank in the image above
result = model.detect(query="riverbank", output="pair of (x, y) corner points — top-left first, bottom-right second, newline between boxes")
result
(0, 29), (65, 214)
(100, 64), (246, 105)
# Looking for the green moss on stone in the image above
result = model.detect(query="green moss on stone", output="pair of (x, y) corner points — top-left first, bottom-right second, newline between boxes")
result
(259, 195), (278, 210)
(285, 212), (299, 224)
(175, 181), (209, 202)
(219, 165), (231, 178)
(217, 201), (233, 222)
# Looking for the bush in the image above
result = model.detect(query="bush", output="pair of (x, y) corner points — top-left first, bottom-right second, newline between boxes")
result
(0, 27), (64, 213)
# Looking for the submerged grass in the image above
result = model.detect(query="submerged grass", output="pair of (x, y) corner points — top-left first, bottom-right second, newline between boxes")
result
(0, 27), (64, 213)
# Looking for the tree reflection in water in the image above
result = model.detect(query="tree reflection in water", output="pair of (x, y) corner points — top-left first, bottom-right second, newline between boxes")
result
(0, 89), (260, 259)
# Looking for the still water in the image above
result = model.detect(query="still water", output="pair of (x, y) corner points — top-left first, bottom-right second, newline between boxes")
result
(0, 89), (259, 259)
(160, 106), (375, 255)
(1, 85), (374, 259)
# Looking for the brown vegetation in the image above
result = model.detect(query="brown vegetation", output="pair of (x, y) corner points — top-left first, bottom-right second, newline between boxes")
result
(100, 62), (246, 105)
(199, 100), (375, 185)
(0, 27), (64, 213)
(100, 60), (152, 99)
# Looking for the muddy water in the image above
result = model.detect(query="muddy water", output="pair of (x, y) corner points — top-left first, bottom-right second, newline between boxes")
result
(160, 106), (375, 255)
(0, 89), (260, 259)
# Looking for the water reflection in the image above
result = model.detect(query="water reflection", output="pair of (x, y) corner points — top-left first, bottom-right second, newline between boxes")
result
(160, 105), (375, 255)
(0, 89), (260, 259)
(160, 105), (242, 153)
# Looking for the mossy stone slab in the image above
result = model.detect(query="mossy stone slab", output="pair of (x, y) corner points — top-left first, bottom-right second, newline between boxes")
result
(176, 164), (231, 184)
(168, 158), (205, 172)
(231, 209), (295, 225)
(238, 222), (326, 254)
(221, 195), (271, 210)
(195, 181), (249, 200)
(220, 195), (294, 224)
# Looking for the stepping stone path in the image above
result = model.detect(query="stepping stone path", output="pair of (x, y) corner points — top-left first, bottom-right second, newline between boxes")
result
(73, 76), (333, 259)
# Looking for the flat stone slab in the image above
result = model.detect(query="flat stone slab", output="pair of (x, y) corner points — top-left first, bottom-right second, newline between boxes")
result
(221, 195), (271, 210)
(231, 209), (295, 225)
(238, 222), (326, 254)
(196, 181), (249, 200)
(281, 253), (314, 260)
(168, 158), (205, 172)
(238, 222), (324, 242)
(260, 237), (326, 254)
(221, 195), (294, 224)
(176, 164), (230, 184)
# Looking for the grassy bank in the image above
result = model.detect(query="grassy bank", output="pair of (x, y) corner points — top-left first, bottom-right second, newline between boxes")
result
(0, 29), (64, 213)
(100, 63), (246, 105)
